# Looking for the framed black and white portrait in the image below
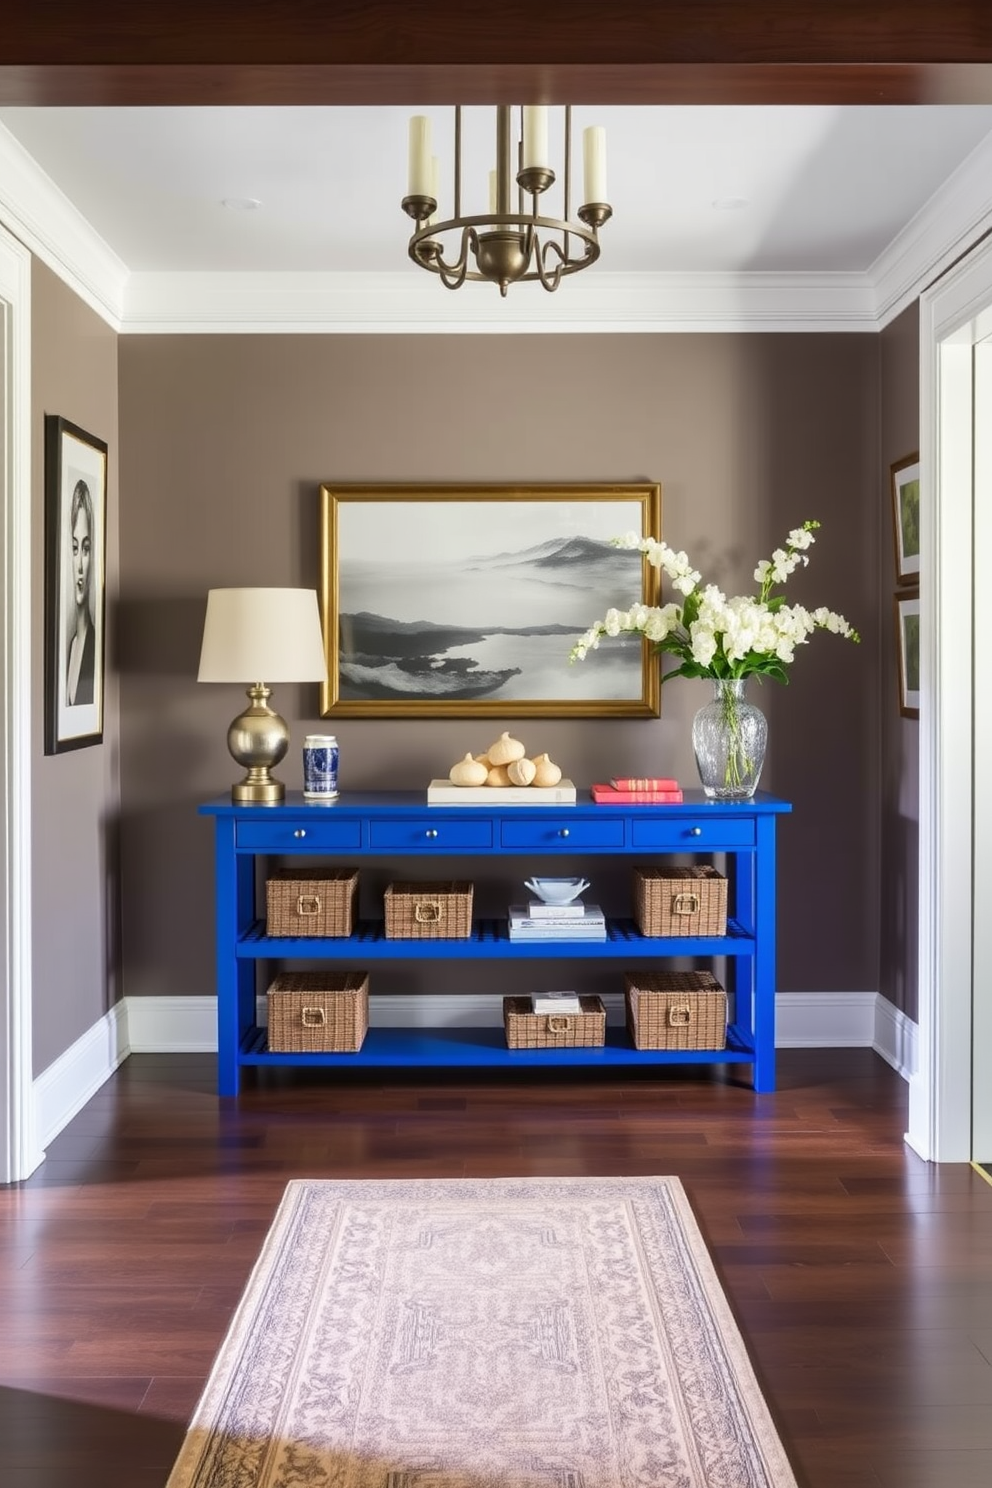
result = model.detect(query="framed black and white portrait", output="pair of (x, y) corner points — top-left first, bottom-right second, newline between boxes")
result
(44, 415), (108, 754)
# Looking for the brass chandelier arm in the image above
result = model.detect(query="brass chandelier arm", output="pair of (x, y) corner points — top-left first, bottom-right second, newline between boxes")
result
(534, 233), (567, 293)
(413, 225), (495, 291)
(435, 226), (477, 290)
(407, 212), (602, 291)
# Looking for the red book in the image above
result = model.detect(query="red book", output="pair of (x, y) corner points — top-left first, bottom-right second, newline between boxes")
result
(610, 776), (679, 792)
(592, 783), (684, 804)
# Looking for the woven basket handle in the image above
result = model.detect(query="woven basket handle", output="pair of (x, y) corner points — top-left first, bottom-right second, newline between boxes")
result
(414, 900), (442, 924)
(301, 1006), (327, 1028)
(296, 895), (322, 916)
(667, 1004), (693, 1027)
(672, 892), (700, 916)
(547, 1015), (573, 1033)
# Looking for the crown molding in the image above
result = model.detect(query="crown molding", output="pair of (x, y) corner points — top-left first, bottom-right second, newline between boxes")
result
(122, 268), (878, 334)
(871, 130), (992, 329)
(0, 125), (126, 329)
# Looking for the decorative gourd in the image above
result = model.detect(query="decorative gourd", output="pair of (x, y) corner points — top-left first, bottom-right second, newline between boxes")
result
(448, 753), (489, 788)
(485, 764), (512, 787)
(507, 757), (537, 787)
(531, 753), (563, 788)
(486, 731), (526, 766)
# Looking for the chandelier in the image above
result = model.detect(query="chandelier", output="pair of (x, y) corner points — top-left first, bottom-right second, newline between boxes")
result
(401, 106), (611, 296)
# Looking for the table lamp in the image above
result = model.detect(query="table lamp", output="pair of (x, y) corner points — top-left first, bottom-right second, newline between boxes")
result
(198, 587), (327, 804)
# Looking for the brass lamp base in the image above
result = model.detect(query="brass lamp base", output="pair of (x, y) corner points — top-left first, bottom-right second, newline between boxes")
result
(232, 771), (285, 805)
(227, 683), (289, 806)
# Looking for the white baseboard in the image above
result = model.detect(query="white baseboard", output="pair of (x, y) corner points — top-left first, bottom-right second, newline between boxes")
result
(33, 1001), (130, 1152)
(126, 988), (893, 1045)
(872, 995), (918, 1081)
(775, 990), (877, 1048)
(125, 994), (219, 1052)
(35, 991), (917, 1156)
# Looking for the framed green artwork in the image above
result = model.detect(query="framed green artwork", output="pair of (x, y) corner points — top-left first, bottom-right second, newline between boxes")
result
(890, 453), (920, 585)
(895, 588), (920, 719)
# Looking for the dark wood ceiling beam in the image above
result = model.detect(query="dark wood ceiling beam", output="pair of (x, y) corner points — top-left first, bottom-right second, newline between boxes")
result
(0, 2), (990, 104)
(1, 2), (991, 67)
(4, 63), (992, 107)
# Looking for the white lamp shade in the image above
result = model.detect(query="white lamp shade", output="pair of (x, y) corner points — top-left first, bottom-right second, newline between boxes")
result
(197, 587), (327, 683)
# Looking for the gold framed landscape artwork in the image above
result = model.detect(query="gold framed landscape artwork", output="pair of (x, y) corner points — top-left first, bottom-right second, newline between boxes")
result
(319, 483), (662, 718)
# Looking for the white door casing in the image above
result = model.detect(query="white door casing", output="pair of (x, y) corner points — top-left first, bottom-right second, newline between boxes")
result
(914, 236), (992, 1162)
(972, 330), (992, 1162)
(0, 221), (38, 1184)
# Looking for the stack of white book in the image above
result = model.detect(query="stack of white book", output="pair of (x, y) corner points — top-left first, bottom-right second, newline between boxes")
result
(531, 992), (583, 1013)
(507, 901), (607, 941)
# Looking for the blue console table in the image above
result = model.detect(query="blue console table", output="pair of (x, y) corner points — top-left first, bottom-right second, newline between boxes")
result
(200, 790), (791, 1097)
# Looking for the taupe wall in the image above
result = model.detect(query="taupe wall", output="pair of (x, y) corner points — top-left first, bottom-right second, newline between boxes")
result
(118, 332), (880, 1004)
(879, 302), (920, 1019)
(31, 261), (121, 1074)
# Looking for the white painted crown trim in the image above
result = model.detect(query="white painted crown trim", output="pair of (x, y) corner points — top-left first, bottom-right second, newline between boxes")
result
(872, 131), (992, 330)
(0, 125), (127, 331)
(121, 268), (878, 334)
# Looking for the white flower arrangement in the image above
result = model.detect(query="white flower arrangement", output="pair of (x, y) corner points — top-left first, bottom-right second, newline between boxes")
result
(570, 520), (859, 683)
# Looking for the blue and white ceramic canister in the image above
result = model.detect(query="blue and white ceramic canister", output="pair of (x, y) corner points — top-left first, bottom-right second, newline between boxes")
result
(303, 734), (339, 799)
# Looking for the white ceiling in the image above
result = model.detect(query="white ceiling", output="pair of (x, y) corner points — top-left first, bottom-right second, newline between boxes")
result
(3, 104), (992, 329)
(5, 103), (992, 273)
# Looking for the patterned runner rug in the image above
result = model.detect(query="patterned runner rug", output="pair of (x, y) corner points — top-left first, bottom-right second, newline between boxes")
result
(166, 1176), (797, 1488)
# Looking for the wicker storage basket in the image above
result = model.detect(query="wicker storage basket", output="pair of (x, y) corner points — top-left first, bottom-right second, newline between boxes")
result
(266, 971), (368, 1052)
(265, 867), (358, 937)
(384, 880), (473, 939)
(503, 996), (607, 1050)
(633, 866), (728, 937)
(625, 970), (727, 1050)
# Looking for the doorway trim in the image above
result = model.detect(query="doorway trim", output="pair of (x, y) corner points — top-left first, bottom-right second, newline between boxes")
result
(912, 235), (992, 1162)
(0, 221), (38, 1184)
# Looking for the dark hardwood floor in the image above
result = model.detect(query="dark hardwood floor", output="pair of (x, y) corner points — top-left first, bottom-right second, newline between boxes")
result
(2, 1049), (992, 1487)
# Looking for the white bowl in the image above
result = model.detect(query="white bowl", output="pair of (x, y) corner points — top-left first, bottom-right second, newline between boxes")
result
(524, 876), (590, 905)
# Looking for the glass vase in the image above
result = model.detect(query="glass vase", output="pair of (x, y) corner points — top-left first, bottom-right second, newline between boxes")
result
(691, 678), (767, 800)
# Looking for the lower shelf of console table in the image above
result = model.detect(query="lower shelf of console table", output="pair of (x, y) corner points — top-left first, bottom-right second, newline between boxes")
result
(239, 1023), (758, 1068)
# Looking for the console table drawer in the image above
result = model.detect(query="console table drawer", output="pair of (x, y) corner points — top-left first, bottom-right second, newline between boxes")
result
(369, 819), (494, 851)
(500, 817), (625, 850)
(237, 820), (363, 852)
(631, 817), (755, 850)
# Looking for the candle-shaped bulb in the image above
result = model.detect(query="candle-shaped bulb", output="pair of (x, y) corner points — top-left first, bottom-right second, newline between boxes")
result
(522, 106), (549, 171)
(408, 116), (432, 198)
(582, 125), (607, 205)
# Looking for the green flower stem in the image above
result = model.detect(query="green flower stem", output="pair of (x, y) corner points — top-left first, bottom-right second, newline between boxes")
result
(719, 680), (753, 791)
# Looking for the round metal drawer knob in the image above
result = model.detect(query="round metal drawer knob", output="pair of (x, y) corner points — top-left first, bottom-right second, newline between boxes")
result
(559, 828), (570, 838)
(293, 829), (306, 839)
(689, 827), (702, 837)
(426, 828), (438, 838)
